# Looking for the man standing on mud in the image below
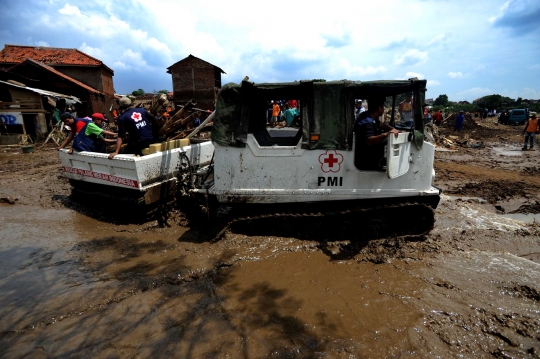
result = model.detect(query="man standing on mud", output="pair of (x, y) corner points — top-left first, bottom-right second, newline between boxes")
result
(455, 111), (465, 131)
(522, 112), (539, 151)
(108, 97), (155, 159)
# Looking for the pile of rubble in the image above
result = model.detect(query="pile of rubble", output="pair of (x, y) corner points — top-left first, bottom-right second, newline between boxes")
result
(139, 94), (213, 141)
(425, 113), (485, 150)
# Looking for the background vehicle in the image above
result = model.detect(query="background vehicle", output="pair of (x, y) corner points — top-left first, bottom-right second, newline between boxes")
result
(508, 109), (527, 125)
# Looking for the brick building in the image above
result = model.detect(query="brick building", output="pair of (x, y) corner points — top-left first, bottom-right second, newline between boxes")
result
(167, 55), (225, 111)
(0, 45), (115, 115)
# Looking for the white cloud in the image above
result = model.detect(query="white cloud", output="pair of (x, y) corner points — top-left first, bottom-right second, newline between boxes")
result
(427, 34), (447, 46)
(79, 43), (103, 58)
(35, 41), (50, 47)
(394, 49), (428, 66)
(395, 72), (425, 80)
(504, 87), (540, 100)
(448, 72), (463, 79)
(58, 4), (82, 17)
(2, 0), (538, 96)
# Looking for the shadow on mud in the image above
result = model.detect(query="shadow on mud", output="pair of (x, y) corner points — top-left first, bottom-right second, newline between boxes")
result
(51, 193), (172, 226)
(0, 236), (339, 357)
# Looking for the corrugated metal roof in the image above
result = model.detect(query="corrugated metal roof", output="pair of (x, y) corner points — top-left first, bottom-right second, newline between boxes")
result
(0, 80), (81, 103)
(0, 44), (114, 74)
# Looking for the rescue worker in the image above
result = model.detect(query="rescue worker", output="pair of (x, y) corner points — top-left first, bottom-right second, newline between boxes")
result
(108, 97), (155, 159)
(57, 113), (91, 150)
(68, 113), (117, 154)
(522, 112), (539, 151)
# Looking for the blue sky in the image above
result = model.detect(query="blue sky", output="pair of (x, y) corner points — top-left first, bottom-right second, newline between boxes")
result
(1, 0), (539, 102)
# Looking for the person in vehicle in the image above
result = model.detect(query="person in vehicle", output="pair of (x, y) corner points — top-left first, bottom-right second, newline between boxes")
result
(108, 97), (156, 159)
(57, 112), (91, 150)
(522, 112), (539, 150)
(355, 97), (400, 170)
(68, 113), (117, 154)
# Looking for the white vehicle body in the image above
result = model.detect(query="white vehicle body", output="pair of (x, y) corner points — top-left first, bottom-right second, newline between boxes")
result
(60, 78), (440, 210)
(59, 141), (214, 203)
(210, 131), (438, 204)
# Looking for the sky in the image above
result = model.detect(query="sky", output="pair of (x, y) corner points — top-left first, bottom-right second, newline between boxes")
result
(1, 0), (539, 102)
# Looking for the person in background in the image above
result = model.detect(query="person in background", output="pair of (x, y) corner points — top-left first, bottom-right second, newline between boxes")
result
(283, 103), (300, 127)
(433, 109), (443, 126)
(423, 103), (432, 124)
(69, 113), (117, 154)
(397, 93), (414, 129)
(108, 97), (155, 159)
(355, 99), (366, 118)
(271, 100), (281, 127)
(267, 101), (274, 125)
(57, 112), (91, 150)
(522, 112), (539, 151)
(455, 110), (465, 131)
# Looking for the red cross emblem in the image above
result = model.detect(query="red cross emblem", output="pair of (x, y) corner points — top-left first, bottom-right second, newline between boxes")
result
(318, 150), (344, 173)
(131, 112), (143, 122)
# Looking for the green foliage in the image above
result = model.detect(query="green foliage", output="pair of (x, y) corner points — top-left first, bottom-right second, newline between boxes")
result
(433, 94), (449, 106)
(131, 88), (145, 96)
(474, 94), (512, 110)
(158, 89), (169, 94)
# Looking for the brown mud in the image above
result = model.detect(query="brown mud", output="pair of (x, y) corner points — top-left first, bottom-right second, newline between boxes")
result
(1, 118), (540, 358)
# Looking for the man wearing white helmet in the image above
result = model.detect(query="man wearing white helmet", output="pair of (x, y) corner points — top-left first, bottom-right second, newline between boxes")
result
(108, 97), (155, 159)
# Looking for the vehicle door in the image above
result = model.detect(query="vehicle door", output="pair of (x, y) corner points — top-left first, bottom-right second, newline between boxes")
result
(386, 132), (411, 179)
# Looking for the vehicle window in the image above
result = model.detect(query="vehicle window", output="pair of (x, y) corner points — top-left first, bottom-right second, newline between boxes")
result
(252, 99), (302, 147)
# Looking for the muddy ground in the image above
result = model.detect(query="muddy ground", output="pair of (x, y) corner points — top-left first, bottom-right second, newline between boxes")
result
(0, 117), (539, 358)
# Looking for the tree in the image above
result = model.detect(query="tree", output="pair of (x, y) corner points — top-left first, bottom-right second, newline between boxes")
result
(474, 94), (511, 110)
(131, 88), (145, 96)
(434, 94), (449, 106)
(158, 89), (169, 94)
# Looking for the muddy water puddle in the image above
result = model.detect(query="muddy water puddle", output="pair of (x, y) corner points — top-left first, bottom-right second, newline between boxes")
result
(215, 251), (434, 357)
(1, 201), (540, 357)
(492, 146), (526, 156)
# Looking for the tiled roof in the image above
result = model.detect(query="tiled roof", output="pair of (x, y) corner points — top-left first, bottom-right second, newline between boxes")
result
(9, 58), (102, 94)
(0, 45), (113, 74)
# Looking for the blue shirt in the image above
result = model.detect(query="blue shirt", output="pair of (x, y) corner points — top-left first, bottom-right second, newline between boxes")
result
(117, 108), (154, 143)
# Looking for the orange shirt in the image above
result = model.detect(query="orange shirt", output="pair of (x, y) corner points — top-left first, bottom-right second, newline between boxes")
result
(525, 118), (539, 133)
(272, 103), (280, 117)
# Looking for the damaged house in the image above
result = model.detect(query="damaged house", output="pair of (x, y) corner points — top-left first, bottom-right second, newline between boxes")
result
(167, 54), (225, 112)
(0, 45), (116, 140)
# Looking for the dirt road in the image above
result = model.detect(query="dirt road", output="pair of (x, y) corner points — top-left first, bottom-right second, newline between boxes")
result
(1, 117), (539, 358)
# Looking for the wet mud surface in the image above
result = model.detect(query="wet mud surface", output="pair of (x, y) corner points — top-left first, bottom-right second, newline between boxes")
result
(1, 124), (540, 358)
